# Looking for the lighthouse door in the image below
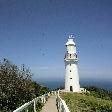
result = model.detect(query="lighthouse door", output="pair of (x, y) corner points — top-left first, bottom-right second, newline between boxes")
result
(70, 86), (73, 91)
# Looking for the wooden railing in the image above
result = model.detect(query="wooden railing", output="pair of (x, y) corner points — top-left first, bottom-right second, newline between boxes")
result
(13, 93), (50, 112)
(56, 90), (70, 112)
(13, 90), (70, 112)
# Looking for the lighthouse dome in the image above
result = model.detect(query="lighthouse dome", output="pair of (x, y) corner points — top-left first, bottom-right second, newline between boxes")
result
(65, 35), (76, 46)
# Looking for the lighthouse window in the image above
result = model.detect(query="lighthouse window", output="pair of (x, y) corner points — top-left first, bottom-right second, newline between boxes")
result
(70, 54), (71, 58)
(76, 54), (77, 58)
(70, 70), (71, 72)
(70, 78), (72, 79)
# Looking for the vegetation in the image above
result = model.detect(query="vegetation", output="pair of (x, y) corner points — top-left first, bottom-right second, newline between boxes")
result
(0, 58), (49, 112)
(85, 86), (112, 100)
(61, 87), (112, 112)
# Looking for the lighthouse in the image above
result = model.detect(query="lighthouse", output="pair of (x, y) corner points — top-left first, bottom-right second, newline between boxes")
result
(64, 35), (80, 92)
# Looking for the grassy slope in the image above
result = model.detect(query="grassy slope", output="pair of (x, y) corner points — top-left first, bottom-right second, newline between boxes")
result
(61, 92), (112, 112)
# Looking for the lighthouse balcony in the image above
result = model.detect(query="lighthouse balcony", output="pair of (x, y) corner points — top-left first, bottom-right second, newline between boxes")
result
(64, 53), (78, 61)
(64, 57), (78, 61)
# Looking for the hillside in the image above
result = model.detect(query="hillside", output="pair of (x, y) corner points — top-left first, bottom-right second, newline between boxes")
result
(61, 87), (112, 112)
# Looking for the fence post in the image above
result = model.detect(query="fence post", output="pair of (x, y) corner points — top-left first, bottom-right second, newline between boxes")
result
(44, 95), (46, 103)
(34, 100), (36, 112)
(25, 108), (28, 112)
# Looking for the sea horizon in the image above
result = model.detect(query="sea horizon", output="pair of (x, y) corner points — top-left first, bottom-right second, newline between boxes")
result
(35, 78), (112, 91)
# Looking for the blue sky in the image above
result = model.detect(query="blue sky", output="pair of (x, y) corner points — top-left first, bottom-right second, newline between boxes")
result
(0, 0), (112, 82)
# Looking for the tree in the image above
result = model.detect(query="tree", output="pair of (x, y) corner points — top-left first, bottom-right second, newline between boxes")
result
(0, 58), (49, 111)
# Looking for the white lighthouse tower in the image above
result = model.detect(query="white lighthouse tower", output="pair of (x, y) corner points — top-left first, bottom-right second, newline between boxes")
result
(64, 35), (80, 92)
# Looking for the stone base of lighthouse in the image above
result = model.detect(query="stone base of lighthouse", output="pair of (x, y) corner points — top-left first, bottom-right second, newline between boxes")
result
(65, 61), (80, 92)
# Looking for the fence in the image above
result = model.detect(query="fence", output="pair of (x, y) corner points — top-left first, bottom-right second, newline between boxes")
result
(13, 90), (70, 112)
(13, 93), (50, 112)
(56, 90), (70, 112)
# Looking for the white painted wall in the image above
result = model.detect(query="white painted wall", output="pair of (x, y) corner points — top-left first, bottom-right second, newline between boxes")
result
(67, 45), (76, 54)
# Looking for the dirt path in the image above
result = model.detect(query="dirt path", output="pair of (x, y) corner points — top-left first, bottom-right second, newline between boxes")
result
(41, 95), (58, 112)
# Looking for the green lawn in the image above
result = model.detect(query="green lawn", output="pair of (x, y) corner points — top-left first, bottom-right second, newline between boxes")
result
(60, 92), (112, 112)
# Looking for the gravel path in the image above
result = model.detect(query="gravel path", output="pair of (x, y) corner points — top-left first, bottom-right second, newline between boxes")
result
(41, 95), (58, 112)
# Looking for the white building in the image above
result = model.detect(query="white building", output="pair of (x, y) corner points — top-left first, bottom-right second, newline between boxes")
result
(64, 35), (80, 92)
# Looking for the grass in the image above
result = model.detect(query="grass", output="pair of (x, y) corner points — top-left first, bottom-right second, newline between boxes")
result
(60, 92), (112, 112)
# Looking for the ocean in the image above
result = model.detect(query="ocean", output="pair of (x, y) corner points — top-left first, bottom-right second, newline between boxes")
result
(37, 79), (112, 91)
